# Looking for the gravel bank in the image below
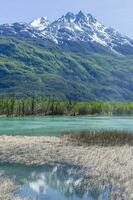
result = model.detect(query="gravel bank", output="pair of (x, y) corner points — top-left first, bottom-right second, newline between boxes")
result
(0, 136), (133, 199)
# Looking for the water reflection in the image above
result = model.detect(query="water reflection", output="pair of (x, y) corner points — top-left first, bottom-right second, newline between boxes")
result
(0, 164), (110, 200)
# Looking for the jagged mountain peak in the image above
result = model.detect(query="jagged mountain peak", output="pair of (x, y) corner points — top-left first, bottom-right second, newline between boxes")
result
(30, 17), (50, 31)
(58, 11), (95, 24)
(77, 10), (86, 16)
(64, 12), (75, 22)
(0, 11), (133, 55)
(76, 11), (88, 21)
(42, 11), (106, 45)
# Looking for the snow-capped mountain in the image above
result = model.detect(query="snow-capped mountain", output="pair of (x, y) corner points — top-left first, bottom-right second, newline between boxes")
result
(0, 22), (41, 39)
(30, 17), (50, 31)
(0, 11), (133, 55)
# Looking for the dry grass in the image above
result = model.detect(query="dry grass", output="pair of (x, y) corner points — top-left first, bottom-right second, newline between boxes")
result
(0, 135), (133, 198)
(66, 130), (133, 146)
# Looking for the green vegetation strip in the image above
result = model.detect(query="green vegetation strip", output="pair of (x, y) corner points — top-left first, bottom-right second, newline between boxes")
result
(0, 36), (133, 101)
(0, 97), (133, 116)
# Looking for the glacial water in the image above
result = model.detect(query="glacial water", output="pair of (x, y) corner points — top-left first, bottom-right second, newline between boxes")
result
(0, 116), (133, 136)
(0, 163), (111, 200)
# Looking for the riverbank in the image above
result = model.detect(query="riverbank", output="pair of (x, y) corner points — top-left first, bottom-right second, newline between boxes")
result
(0, 172), (21, 200)
(0, 134), (133, 199)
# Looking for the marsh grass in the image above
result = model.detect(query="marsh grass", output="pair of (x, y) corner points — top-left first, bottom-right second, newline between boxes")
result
(66, 130), (133, 146)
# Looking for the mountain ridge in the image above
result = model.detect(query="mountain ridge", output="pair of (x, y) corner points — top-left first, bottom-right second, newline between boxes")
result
(0, 11), (133, 55)
(0, 11), (133, 100)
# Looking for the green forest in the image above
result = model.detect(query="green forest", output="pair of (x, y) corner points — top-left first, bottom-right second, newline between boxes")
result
(0, 96), (133, 116)
(1, 36), (133, 101)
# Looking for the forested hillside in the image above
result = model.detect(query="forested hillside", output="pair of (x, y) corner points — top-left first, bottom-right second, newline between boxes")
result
(0, 36), (133, 101)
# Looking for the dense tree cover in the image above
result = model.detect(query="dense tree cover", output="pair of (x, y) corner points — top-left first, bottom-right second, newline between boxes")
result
(0, 36), (133, 101)
(0, 97), (133, 116)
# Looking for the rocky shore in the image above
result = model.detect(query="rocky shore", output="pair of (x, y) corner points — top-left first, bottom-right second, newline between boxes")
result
(0, 136), (133, 199)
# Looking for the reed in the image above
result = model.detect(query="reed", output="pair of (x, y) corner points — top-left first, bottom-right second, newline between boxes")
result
(67, 130), (133, 146)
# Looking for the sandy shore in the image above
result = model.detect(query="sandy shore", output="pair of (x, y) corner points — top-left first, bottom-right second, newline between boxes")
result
(0, 136), (133, 199)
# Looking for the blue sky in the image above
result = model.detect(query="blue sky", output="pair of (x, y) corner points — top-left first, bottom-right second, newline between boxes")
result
(1, 0), (133, 38)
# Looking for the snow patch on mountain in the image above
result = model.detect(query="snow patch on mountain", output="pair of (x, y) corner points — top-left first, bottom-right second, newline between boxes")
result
(0, 11), (133, 55)
(30, 17), (50, 31)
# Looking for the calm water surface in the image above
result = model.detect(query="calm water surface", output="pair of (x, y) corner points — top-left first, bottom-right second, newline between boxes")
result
(0, 164), (111, 200)
(0, 116), (133, 136)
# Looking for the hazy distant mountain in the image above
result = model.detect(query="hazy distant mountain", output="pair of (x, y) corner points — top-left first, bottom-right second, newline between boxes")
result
(0, 11), (133, 100)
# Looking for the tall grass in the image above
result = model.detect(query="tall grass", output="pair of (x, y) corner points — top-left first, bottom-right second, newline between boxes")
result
(66, 130), (133, 146)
